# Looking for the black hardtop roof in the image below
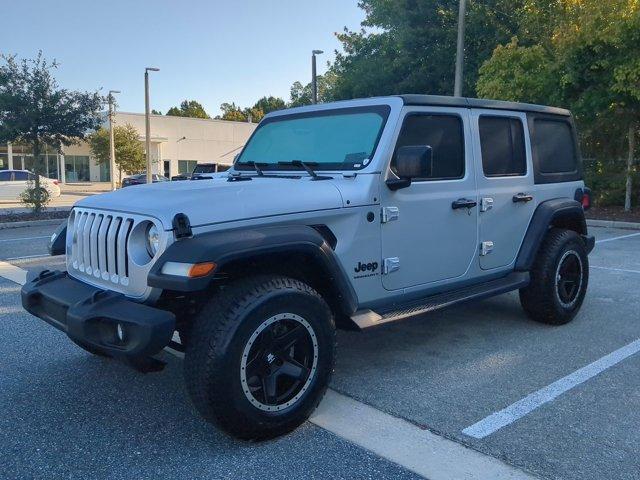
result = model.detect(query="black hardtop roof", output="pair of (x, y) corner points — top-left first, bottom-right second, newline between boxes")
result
(398, 94), (571, 117)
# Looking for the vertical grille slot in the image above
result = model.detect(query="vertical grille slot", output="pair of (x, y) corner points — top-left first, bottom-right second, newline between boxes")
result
(67, 208), (158, 299)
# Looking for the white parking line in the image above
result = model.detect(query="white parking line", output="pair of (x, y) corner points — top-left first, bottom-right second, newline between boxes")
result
(311, 390), (535, 479)
(591, 265), (640, 274)
(0, 235), (50, 243)
(0, 260), (27, 285)
(595, 232), (640, 244)
(4, 254), (50, 261)
(462, 338), (640, 439)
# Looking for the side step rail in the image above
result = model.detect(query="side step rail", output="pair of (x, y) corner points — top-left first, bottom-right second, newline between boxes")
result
(351, 272), (530, 329)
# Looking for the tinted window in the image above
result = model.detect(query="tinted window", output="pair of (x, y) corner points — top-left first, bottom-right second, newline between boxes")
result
(479, 116), (526, 176)
(13, 172), (29, 181)
(0, 171), (11, 181)
(392, 114), (464, 180)
(534, 119), (577, 173)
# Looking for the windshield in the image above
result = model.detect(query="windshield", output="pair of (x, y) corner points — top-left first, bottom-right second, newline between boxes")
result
(235, 105), (390, 171)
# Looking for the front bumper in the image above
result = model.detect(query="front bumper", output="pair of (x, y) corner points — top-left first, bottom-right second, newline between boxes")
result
(21, 270), (175, 358)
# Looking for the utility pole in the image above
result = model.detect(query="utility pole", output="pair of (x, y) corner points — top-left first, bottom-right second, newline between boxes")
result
(312, 50), (323, 104)
(144, 67), (159, 184)
(108, 90), (120, 190)
(454, 0), (466, 97)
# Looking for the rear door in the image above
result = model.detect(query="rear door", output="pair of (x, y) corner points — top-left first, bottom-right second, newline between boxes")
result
(471, 110), (536, 270)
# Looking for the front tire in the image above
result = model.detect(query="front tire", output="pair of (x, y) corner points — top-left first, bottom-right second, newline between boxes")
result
(520, 228), (589, 325)
(184, 275), (335, 440)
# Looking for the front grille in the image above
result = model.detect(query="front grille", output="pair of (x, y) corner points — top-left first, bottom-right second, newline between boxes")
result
(67, 208), (165, 299)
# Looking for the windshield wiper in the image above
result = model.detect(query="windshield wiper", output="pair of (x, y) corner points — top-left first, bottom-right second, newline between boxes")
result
(243, 160), (266, 176)
(278, 160), (332, 181)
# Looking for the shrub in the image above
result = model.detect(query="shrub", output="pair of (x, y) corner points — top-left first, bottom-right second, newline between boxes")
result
(19, 180), (51, 211)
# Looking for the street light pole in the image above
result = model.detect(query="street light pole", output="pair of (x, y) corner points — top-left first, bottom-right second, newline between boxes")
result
(108, 90), (121, 191)
(312, 50), (323, 104)
(144, 67), (159, 184)
(454, 0), (466, 97)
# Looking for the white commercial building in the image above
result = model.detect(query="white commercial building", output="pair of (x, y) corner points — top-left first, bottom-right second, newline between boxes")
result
(0, 112), (257, 183)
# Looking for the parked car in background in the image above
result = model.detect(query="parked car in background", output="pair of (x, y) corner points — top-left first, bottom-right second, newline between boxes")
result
(121, 173), (168, 187)
(171, 163), (224, 181)
(0, 170), (61, 201)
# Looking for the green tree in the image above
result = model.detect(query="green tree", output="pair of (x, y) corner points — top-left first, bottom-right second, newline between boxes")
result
(477, 0), (640, 210)
(254, 96), (286, 115)
(87, 124), (145, 185)
(329, 0), (521, 100)
(151, 109), (162, 115)
(289, 72), (336, 107)
(166, 100), (210, 119)
(218, 102), (247, 122)
(0, 52), (103, 212)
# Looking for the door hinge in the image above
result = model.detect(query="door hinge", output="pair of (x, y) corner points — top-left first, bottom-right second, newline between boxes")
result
(480, 241), (494, 256)
(381, 206), (399, 223)
(480, 197), (494, 212)
(383, 257), (400, 274)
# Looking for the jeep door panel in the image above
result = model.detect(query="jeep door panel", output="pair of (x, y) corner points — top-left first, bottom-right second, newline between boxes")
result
(471, 110), (536, 270)
(380, 107), (478, 291)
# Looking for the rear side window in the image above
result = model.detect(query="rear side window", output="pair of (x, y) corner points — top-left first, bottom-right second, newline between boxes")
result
(392, 114), (464, 180)
(533, 119), (577, 173)
(479, 116), (526, 176)
(13, 172), (28, 181)
(0, 171), (11, 181)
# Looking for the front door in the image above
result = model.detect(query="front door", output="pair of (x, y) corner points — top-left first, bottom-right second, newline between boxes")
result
(471, 110), (536, 270)
(381, 107), (478, 291)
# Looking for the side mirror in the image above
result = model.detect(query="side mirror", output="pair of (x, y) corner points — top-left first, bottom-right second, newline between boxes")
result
(386, 145), (433, 191)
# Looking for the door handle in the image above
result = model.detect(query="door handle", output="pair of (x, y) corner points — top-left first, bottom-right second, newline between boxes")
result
(512, 193), (534, 203)
(452, 198), (478, 210)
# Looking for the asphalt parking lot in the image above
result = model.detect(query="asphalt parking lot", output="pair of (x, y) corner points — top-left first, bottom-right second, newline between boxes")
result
(1, 222), (639, 479)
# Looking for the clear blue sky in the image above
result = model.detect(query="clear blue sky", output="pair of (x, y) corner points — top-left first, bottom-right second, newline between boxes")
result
(1, 0), (365, 116)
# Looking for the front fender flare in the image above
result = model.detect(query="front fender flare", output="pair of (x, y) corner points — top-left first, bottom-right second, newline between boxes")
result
(148, 225), (358, 316)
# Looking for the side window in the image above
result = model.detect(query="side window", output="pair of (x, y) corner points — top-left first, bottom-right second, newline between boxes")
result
(392, 114), (464, 180)
(13, 171), (29, 181)
(0, 171), (11, 181)
(479, 116), (526, 177)
(533, 119), (577, 173)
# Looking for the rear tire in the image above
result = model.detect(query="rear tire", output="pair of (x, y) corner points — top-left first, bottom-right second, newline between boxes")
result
(184, 275), (336, 440)
(520, 228), (589, 325)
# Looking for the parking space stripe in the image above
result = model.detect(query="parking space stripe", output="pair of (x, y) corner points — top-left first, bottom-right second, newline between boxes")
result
(591, 265), (640, 274)
(311, 390), (536, 480)
(0, 235), (50, 243)
(0, 260), (27, 285)
(595, 232), (640, 244)
(4, 254), (50, 261)
(462, 338), (640, 439)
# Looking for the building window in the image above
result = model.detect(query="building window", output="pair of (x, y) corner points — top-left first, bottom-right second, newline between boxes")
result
(178, 160), (198, 174)
(65, 155), (90, 182)
(479, 116), (526, 177)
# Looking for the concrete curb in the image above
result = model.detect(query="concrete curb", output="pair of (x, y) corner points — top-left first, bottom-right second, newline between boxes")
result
(0, 218), (67, 230)
(587, 219), (640, 230)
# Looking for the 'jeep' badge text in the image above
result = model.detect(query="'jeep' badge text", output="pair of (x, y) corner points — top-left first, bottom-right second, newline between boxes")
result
(354, 261), (379, 273)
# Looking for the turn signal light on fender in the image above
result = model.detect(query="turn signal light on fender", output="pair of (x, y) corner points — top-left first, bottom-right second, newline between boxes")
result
(188, 262), (216, 278)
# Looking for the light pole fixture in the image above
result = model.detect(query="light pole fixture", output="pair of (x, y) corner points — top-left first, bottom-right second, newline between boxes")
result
(144, 67), (160, 184)
(108, 90), (121, 190)
(312, 50), (324, 104)
(453, 0), (466, 97)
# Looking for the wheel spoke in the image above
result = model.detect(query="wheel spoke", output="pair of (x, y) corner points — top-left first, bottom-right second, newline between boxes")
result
(279, 357), (310, 381)
(245, 354), (263, 378)
(261, 373), (278, 405)
(273, 325), (306, 353)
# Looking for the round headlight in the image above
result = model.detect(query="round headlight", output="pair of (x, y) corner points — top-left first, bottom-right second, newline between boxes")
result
(146, 224), (160, 257)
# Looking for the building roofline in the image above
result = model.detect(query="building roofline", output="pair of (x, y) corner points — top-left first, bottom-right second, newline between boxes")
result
(397, 94), (571, 116)
(113, 111), (257, 126)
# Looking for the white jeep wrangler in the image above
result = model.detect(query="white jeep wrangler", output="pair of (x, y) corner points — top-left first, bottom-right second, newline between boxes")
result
(23, 95), (594, 439)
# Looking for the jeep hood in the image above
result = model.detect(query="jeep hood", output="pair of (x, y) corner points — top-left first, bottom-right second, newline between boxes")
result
(75, 176), (344, 229)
